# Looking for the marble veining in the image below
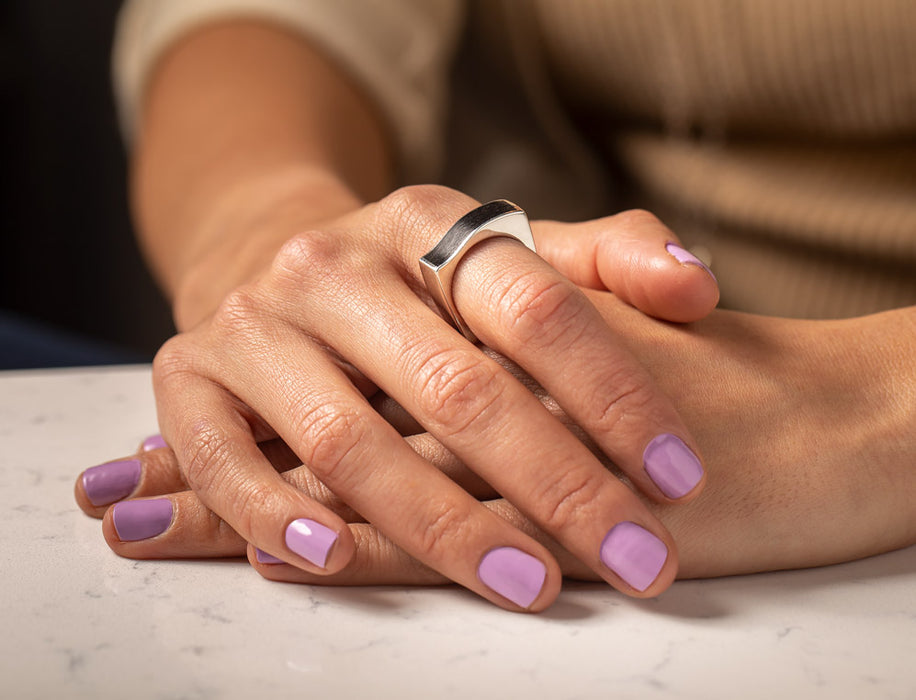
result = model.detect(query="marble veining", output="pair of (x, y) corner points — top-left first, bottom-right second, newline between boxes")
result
(0, 366), (914, 699)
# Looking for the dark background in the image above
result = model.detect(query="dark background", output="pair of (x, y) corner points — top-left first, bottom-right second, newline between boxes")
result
(1, 1), (173, 367)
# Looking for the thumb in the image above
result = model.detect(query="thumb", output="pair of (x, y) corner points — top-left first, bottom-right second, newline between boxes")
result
(532, 209), (719, 323)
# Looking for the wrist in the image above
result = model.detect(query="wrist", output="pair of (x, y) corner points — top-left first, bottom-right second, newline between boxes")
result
(838, 310), (916, 542)
(782, 310), (916, 557)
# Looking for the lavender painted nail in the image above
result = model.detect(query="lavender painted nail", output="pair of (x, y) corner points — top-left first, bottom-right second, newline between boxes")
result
(600, 521), (668, 592)
(112, 498), (173, 542)
(478, 547), (547, 608)
(82, 459), (141, 506)
(666, 242), (716, 281)
(141, 434), (168, 452)
(285, 519), (338, 568)
(644, 433), (704, 499)
(255, 549), (286, 565)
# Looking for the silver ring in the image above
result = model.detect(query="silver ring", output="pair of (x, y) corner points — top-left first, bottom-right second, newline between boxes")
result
(419, 199), (537, 342)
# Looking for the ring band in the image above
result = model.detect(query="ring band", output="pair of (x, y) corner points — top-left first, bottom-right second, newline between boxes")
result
(420, 199), (537, 342)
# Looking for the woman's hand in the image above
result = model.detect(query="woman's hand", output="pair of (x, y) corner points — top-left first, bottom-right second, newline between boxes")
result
(100, 20), (722, 611)
(80, 190), (717, 612)
(76, 301), (916, 587)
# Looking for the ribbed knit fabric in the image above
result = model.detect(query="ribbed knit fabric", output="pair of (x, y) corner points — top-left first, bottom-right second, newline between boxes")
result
(115, 0), (916, 318)
(532, 0), (916, 318)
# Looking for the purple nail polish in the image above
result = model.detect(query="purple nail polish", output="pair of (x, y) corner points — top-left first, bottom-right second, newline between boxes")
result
(644, 433), (704, 499)
(255, 549), (286, 565)
(141, 434), (168, 452)
(478, 547), (547, 608)
(600, 521), (668, 592)
(285, 518), (338, 568)
(666, 242), (716, 281)
(82, 459), (141, 506)
(112, 498), (173, 542)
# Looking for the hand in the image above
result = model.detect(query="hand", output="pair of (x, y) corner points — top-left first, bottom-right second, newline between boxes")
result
(76, 302), (916, 587)
(77, 193), (718, 611)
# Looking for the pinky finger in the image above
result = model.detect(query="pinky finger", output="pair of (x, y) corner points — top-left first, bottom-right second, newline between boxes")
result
(250, 523), (448, 585)
(252, 501), (601, 586)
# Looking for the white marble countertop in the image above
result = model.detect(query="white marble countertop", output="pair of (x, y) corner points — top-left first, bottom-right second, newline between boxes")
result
(1, 365), (913, 699)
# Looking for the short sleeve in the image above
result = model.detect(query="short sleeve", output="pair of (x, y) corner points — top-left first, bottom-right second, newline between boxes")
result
(113, 0), (464, 181)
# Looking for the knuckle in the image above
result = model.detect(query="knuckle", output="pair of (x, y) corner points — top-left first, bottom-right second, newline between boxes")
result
(585, 370), (655, 436)
(152, 335), (200, 393)
(152, 335), (188, 381)
(532, 467), (606, 532)
(375, 184), (472, 254)
(410, 500), (475, 560)
(412, 345), (505, 437)
(378, 184), (453, 228)
(213, 285), (261, 328)
(206, 285), (271, 351)
(180, 422), (237, 495)
(496, 273), (587, 349)
(614, 208), (664, 231)
(271, 229), (342, 283)
(292, 400), (367, 487)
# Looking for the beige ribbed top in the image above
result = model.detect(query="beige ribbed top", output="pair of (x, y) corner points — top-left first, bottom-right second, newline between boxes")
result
(527, 0), (916, 318)
(115, 0), (916, 318)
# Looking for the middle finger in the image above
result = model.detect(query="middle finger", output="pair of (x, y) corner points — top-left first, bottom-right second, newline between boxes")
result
(306, 258), (678, 596)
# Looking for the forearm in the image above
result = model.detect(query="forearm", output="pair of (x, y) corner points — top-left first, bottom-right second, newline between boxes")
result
(133, 20), (393, 326)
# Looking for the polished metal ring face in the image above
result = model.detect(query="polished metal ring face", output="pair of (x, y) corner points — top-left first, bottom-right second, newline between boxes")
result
(419, 199), (537, 342)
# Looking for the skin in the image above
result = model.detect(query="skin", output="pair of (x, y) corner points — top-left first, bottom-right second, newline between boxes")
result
(78, 20), (916, 610)
(113, 19), (726, 611)
(75, 297), (916, 585)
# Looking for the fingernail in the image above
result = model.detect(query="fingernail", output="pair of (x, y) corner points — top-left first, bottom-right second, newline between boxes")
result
(141, 434), (168, 452)
(112, 498), (173, 541)
(82, 459), (141, 506)
(666, 242), (716, 281)
(644, 433), (704, 499)
(255, 549), (286, 565)
(600, 521), (668, 592)
(285, 518), (338, 568)
(478, 547), (547, 608)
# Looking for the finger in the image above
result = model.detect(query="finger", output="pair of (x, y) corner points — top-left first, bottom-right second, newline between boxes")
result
(247, 523), (452, 586)
(532, 209), (719, 323)
(75, 436), (305, 519)
(140, 433), (169, 452)
(153, 345), (357, 575)
(376, 393), (543, 498)
(192, 312), (562, 612)
(142, 432), (304, 470)
(101, 492), (247, 559)
(404, 433), (497, 500)
(75, 448), (188, 518)
(456, 237), (707, 502)
(251, 522), (452, 585)
(252, 500), (598, 585)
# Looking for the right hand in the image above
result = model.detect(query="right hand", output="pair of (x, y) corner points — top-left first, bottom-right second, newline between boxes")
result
(89, 183), (719, 611)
